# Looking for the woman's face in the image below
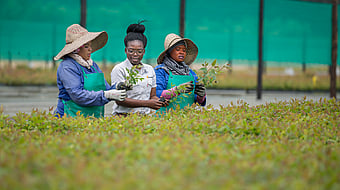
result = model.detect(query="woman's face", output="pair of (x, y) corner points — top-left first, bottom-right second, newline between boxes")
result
(125, 40), (145, 65)
(169, 45), (187, 62)
(78, 42), (92, 60)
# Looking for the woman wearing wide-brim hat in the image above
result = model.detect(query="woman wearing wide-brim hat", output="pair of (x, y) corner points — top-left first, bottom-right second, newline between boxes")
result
(54, 24), (127, 118)
(154, 33), (206, 114)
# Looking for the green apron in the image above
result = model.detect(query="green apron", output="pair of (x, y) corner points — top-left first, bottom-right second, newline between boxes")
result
(157, 70), (195, 114)
(63, 65), (106, 118)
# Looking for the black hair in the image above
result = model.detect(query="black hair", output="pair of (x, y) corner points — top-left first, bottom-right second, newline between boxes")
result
(124, 21), (147, 48)
(166, 40), (186, 55)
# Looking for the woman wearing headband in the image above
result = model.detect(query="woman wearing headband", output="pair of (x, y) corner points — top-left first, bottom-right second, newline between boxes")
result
(54, 24), (126, 118)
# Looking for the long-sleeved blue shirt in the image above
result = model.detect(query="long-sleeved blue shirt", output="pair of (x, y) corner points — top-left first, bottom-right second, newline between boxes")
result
(154, 64), (206, 106)
(54, 57), (113, 117)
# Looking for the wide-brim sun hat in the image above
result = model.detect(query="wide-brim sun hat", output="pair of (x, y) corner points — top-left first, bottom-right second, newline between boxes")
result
(157, 33), (198, 65)
(54, 24), (108, 60)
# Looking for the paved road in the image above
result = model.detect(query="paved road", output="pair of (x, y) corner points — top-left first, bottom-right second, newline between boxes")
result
(0, 86), (336, 117)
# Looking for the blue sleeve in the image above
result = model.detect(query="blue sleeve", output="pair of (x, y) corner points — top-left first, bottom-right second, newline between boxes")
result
(190, 69), (199, 84)
(190, 69), (206, 106)
(154, 65), (169, 98)
(59, 60), (109, 106)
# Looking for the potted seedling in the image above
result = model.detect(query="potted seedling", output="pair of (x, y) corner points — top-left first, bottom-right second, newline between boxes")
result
(117, 64), (144, 91)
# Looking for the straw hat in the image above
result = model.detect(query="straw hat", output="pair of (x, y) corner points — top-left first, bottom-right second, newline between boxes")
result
(157, 33), (198, 65)
(54, 24), (108, 60)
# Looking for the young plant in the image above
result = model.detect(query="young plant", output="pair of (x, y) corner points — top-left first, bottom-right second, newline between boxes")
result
(164, 83), (190, 104)
(119, 64), (144, 90)
(195, 59), (231, 87)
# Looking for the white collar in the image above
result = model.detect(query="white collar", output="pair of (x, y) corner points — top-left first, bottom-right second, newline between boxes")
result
(124, 58), (144, 69)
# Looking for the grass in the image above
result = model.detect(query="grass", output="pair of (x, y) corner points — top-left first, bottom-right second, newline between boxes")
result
(209, 65), (339, 91)
(0, 98), (339, 189)
(1, 63), (339, 91)
(0, 65), (58, 86)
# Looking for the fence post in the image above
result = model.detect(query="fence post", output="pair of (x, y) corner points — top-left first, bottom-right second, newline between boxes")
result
(302, 32), (307, 73)
(257, 0), (264, 100)
(179, 0), (185, 38)
(80, 0), (87, 28)
(330, 0), (337, 99)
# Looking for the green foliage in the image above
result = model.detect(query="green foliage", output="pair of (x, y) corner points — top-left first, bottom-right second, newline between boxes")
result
(162, 83), (191, 104)
(124, 65), (144, 89)
(1, 98), (340, 189)
(1, 65), (339, 92)
(195, 59), (230, 87)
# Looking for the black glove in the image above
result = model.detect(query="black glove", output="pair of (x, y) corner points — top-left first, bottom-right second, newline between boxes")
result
(177, 81), (194, 93)
(159, 96), (166, 102)
(194, 83), (206, 97)
(116, 82), (133, 91)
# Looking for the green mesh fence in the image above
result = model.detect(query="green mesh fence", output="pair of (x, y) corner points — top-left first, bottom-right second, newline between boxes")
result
(0, 0), (335, 66)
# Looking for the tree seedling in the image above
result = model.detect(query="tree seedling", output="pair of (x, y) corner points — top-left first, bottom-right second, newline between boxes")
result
(118, 64), (144, 91)
(195, 59), (231, 87)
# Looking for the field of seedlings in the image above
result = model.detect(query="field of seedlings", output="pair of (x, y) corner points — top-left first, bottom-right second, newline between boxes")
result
(1, 98), (339, 189)
(1, 63), (339, 91)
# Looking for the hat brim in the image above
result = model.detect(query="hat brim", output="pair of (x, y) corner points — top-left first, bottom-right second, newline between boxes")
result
(54, 31), (108, 60)
(157, 38), (198, 65)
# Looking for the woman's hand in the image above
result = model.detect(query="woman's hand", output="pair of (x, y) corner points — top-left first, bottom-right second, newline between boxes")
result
(177, 81), (194, 93)
(116, 81), (133, 91)
(159, 96), (169, 107)
(146, 99), (167, 110)
(104, 89), (127, 101)
(194, 83), (206, 97)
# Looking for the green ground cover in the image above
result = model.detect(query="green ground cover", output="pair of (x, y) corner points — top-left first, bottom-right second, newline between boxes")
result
(1, 64), (339, 91)
(1, 98), (339, 189)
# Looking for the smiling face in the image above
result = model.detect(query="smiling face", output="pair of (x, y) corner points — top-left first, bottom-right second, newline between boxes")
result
(78, 42), (92, 60)
(169, 45), (187, 63)
(125, 40), (145, 65)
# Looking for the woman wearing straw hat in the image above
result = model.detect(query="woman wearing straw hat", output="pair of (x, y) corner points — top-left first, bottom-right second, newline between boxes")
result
(154, 33), (206, 113)
(110, 22), (167, 116)
(54, 24), (126, 118)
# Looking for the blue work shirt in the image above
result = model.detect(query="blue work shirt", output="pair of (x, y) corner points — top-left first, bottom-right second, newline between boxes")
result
(54, 57), (113, 117)
(154, 64), (206, 106)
